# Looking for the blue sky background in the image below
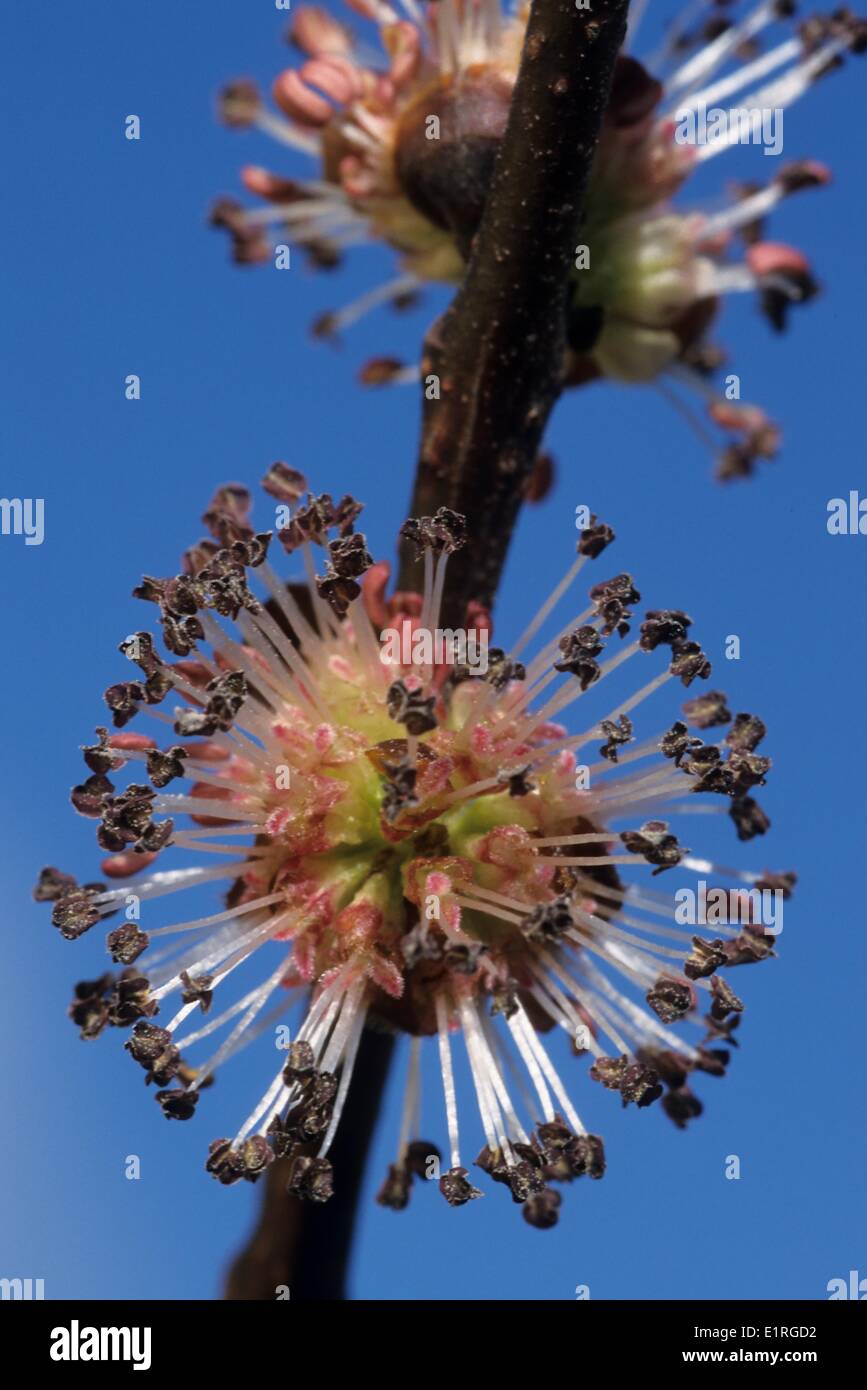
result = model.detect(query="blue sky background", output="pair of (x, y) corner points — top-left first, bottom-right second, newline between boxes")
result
(2, 1), (865, 1301)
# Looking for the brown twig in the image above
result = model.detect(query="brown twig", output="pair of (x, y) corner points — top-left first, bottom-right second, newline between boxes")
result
(226, 0), (629, 1301)
(399, 0), (630, 620)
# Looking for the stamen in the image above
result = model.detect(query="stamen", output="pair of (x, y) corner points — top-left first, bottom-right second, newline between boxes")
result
(673, 35), (802, 115)
(240, 197), (361, 228)
(168, 837), (272, 858)
(319, 984), (369, 1155)
(397, 1036), (422, 1159)
(173, 978), (285, 1048)
(189, 947), (296, 1087)
(435, 993), (461, 1169)
(694, 40), (849, 163)
(667, 0), (779, 97)
(96, 862), (255, 906)
(152, 911), (293, 1003)
(459, 997), (501, 1154)
(451, 894), (524, 926)
(505, 1009), (556, 1124)
(466, 1000), (528, 1144)
(254, 107), (321, 155)
(146, 892), (284, 939)
(531, 637), (644, 728)
(234, 1064), (290, 1146)
(582, 957), (701, 1061)
(511, 554), (588, 659)
(258, 561), (322, 655)
(318, 1010), (366, 1156)
(320, 274), (421, 334)
(153, 795), (261, 821)
(510, 1003), (585, 1134)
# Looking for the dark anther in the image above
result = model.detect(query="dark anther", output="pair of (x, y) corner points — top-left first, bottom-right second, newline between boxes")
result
(108, 970), (157, 1027)
(406, 1140), (440, 1179)
(621, 820), (688, 874)
(589, 573), (641, 637)
(662, 1087), (704, 1130)
(261, 462), (309, 504)
(106, 923), (150, 965)
(726, 713), (767, 753)
(155, 1087), (199, 1121)
(281, 1040), (315, 1083)
(206, 1138), (247, 1186)
(577, 517), (615, 558)
(174, 670), (247, 738)
(376, 1162), (412, 1210)
(566, 1133), (606, 1179)
(278, 492), (363, 552)
(522, 1187), (562, 1229)
(497, 764), (535, 796)
(490, 979), (519, 1019)
(646, 975), (694, 1023)
(599, 714), (633, 762)
(71, 773), (114, 818)
(710, 975), (745, 1021)
(400, 507), (468, 557)
(682, 689), (732, 728)
(239, 1136), (275, 1181)
(723, 927), (776, 966)
(670, 638), (712, 686)
(286, 1155), (335, 1203)
(755, 870), (796, 899)
(104, 681), (146, 729)
(316, 532), (374, 616)
(51, 883), (105, 940)
(126, 1021), (180, 1085)
(81, 728), (124, 776)
(202, 485), (254, 547)
(146, 745), (188, 789)
(589, 1055), (662, 1108)
(730, 795), (770, 840)
(386, 679), (437, 736)
(639, 609), (692, 651)
(33, 865), (78, 902)
(484, 648), (526, 691)
(381, 759), (419, 823)
(660, 720), (703, 766)
(683, 936), (728, 980)
(68, 973), (116, 1040)
(439, 1166), (483, 1206)
(522, 895), (574, 944)
(554, 626), (603, 689)
(179, 971), (214, 1014)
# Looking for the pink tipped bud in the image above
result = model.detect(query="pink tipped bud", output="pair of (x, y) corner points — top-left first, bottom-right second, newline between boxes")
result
(240, 166), (306, 202)
(344, 0), (393, 22)
(102, 851), (159, 879)
(288, 6), (354, 58)
(190, 782), (239, 828)
(273, 68), (334, 126)
(172, 660), (212, 688)
(301, 55), (366, 107)
(746, 242), (811, 280)
(358, 356), (406, 386)
(180, 741), (230, 762)
(361, 561), (391, 626)
(383, 22), (422, 89)
(775, 160), (832, 195)
(108, 732), (156, 751)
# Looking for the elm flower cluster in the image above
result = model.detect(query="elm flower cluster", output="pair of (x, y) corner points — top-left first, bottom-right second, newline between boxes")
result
(37, 470), (793, 1225)
(212, 0), (864, 479)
